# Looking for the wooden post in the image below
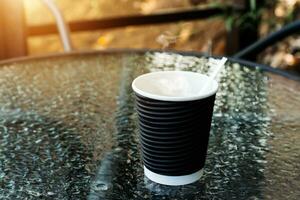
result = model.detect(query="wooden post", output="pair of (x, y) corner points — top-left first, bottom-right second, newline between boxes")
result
(226, 0), (263, 59)
(0, 0), (27, 60)
(226, 0), (246, 55)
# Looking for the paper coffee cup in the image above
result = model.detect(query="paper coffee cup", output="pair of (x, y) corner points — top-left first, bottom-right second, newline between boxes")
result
(132, 71), (218, 186)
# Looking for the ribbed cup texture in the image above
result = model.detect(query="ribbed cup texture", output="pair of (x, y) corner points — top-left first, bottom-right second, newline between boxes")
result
(135, 94), (216, 176)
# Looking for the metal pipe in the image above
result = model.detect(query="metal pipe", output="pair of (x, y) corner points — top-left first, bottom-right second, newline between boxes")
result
(234, 20), (300, 60)
(41, 0), (73, 52)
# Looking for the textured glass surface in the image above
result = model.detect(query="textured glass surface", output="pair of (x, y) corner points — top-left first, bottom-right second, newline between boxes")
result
(0, 52), (299, 200)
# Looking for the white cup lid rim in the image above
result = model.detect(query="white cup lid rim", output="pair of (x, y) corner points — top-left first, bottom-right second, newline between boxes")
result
(132, 71), (218, 102)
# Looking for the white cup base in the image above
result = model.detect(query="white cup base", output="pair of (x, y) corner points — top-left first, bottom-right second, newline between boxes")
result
(144, 166), (203, 186)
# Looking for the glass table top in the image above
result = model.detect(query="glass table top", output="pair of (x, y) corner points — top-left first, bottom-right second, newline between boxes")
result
(0, 51), (299, 200)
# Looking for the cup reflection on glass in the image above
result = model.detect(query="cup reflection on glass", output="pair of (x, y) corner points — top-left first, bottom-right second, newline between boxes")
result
(132, 71), (218, 186)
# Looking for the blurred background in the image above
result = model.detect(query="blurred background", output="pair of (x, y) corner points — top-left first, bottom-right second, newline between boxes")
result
(1, 0), (300, 73)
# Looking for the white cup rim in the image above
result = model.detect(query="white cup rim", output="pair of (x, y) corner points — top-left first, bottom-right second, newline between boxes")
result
(132, 71), (218, 102)
(144, 166), (203, 186)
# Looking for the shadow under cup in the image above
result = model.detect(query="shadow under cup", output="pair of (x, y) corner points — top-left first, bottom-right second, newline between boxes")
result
(132, 71), (218, 186)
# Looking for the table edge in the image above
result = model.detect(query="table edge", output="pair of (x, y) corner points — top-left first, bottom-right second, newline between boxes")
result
(0, 48), (299, 81)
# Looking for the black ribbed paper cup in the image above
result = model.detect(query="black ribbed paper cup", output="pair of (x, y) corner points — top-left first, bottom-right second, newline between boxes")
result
(132, 71), (218, 186)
